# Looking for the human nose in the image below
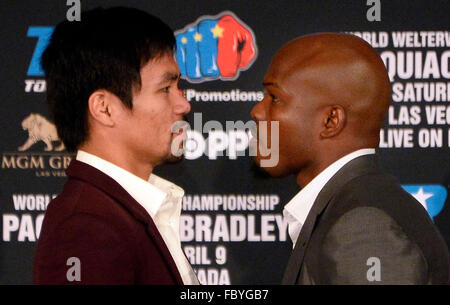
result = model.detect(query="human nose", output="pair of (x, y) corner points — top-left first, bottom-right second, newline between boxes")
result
(250, 98), (266, 121)
(174, 90), (191, 115)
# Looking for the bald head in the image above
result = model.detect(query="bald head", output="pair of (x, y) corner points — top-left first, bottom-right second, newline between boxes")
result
(251, 33), (392, 184)
(267, 33), (391, 146)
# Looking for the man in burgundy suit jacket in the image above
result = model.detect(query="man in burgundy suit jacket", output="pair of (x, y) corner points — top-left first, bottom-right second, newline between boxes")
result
(33, 7), (195, 284)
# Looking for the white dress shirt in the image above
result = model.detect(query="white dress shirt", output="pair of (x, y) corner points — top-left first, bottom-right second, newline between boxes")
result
(76, 150), (199, 285)
(283, 148), (376, 249)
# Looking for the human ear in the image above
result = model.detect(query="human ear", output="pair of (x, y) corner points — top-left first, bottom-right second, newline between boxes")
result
(87, 90), (115, 127)
(320, 105), (346, 138)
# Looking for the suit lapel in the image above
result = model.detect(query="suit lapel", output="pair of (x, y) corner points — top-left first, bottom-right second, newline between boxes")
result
(66, 160), (184, 284)
(282, 154), (380, 284)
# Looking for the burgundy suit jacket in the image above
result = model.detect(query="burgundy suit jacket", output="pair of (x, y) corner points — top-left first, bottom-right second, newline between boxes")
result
(33, 159), (184, 285)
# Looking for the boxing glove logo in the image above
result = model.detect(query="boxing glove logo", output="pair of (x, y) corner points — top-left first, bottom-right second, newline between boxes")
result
(175, 11), (257, 83)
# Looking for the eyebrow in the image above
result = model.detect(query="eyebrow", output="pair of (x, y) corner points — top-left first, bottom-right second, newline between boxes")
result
(157, 72), (180, 85)
(262, 82), (279, 88)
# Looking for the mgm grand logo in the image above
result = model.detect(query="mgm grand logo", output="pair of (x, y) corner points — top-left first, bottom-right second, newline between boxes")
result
(2, 113), (74, 177)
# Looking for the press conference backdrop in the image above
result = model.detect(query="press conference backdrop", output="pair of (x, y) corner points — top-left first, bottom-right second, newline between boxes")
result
(0, 0), (449, 284)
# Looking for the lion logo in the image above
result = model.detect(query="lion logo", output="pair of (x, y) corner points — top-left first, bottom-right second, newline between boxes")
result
(18, 113), (65, 151)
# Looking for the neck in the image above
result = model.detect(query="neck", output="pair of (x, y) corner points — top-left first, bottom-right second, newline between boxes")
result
(295, 145), (371, 188)
(295, 161), (327, 188)
(79, 142), (154, 181)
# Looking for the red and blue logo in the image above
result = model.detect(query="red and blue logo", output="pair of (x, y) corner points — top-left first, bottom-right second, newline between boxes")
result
(26, 11), (258, 81)
(175, 11), (257, 83)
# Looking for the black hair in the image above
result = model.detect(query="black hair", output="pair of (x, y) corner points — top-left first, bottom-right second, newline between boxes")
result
(41, 7), (176, 151)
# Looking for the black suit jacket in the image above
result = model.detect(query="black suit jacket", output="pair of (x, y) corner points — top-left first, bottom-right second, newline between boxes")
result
(282, 155), (449, 284)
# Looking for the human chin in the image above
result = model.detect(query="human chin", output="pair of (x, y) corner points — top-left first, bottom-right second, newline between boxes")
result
(167, 136), (184, 163)
(253, 151), (291, 178)
(165, 152), (184, 164)
(166, 127), (187, 163)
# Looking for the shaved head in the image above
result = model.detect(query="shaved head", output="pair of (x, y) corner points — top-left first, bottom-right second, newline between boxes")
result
(251, 33), (392, 186)
(270, 33), (391, 142)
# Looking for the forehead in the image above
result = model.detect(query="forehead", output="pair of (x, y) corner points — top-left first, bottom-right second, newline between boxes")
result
(264, 50), (336, 109)
(263, 53), (306, 97)
(264, 52), (289, 81)
(140, 53), (180, 83)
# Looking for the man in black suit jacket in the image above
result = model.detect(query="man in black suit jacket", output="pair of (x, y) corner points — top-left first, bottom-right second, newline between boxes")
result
(250, 33), (449, 284)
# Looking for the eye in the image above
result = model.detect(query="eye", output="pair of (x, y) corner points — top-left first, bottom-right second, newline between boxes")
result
(264, 89), (280, 104)
(270, 94), (280, 104)
(161, 86), (170, 93)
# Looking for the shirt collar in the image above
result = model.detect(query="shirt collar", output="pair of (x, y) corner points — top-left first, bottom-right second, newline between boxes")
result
(76, 150), (184, 218)
(283, 148), (376, 247)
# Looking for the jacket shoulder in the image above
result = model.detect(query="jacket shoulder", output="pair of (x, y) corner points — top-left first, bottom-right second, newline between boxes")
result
(312, 173), (449, 284)
(330, 173), (433, 227)
(43, 178), (141, 233)
(34, 179), (142, 284)
(319, 206), (428, 284)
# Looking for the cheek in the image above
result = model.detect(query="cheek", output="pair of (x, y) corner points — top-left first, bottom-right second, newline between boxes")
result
(137, 102), (171, 131)
(278, 115), (312, 155)
(127, 111), (170, 152)
(271, 111), (297, 145)
(152, 118), (174, 146)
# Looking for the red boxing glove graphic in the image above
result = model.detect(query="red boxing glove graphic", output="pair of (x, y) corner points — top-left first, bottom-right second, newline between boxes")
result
(175, 12), (257, 82)
(217, 14), (257, 78)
